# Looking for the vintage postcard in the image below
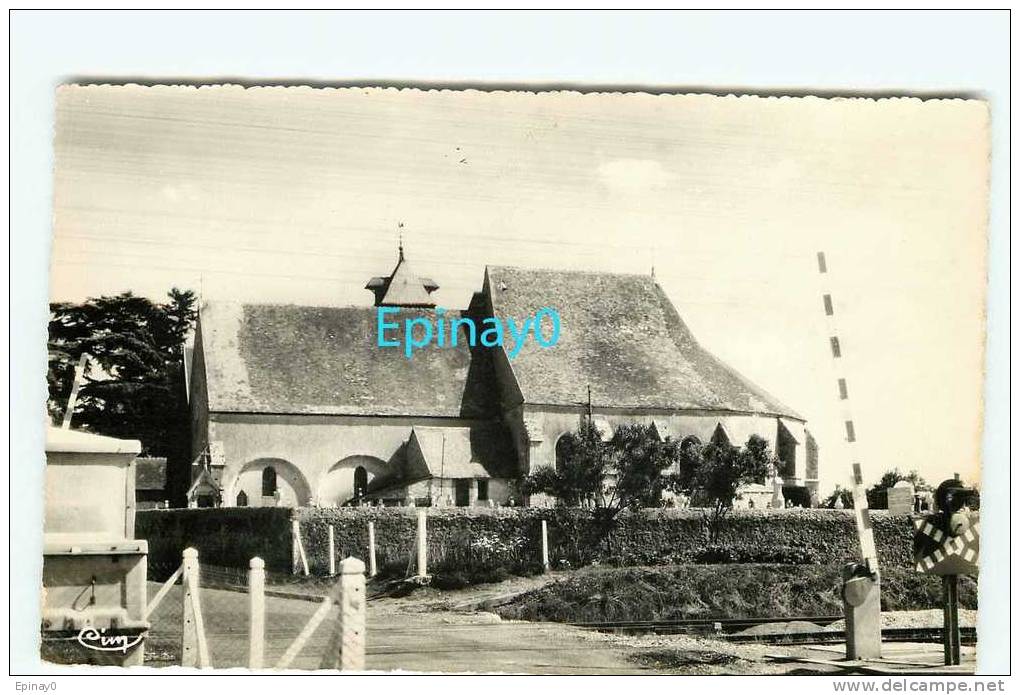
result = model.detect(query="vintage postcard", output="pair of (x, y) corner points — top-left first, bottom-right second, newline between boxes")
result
(41, 85), (988, 674)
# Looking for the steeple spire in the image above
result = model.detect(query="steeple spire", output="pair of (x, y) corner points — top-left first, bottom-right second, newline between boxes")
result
(364, 235), (439, 307)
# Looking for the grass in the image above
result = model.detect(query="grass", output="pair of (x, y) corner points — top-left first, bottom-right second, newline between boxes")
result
(494, 564), (978, 624)
(630, 649), (740, 670)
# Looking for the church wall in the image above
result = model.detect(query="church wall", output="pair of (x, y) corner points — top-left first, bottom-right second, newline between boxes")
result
(207, 413), (495, 508)
(777, 416), (808, 484)
(376, 477), (515, 507)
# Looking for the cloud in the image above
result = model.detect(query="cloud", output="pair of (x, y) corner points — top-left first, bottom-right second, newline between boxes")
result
(596, 159), (674, 195)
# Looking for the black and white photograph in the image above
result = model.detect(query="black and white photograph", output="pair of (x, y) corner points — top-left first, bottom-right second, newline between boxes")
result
(9, 9), (1009, 684)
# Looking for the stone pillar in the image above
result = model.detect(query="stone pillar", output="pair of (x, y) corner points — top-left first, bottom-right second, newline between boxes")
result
(416, 509), (428, 578)
(248, 557), (265, 668)
(336, 557), (366, 670)
(328, 525), (337, 576)
(771, 478), (785, 509)
(367, 521), (378, 578)
(541, 519), (550, 573)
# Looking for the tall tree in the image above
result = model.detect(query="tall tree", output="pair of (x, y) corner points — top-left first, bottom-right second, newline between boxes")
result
(522, 421), (682, 549)
(48, 289), (197, 503)
(822, 485), (855, 509)
(866, 468), (930, 509)
(685, 434), (777, 541)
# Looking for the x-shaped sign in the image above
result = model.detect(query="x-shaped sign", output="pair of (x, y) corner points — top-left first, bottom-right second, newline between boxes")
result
(913, 515), (979, 576)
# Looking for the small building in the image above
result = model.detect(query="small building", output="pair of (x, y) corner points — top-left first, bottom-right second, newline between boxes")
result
(41, 427), (148, 665)
(134, 456), (167, 510)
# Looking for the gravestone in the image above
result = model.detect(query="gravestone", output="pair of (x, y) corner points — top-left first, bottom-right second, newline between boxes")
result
(887, 480), (915, 516)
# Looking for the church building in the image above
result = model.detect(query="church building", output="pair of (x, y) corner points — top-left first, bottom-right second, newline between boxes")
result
(186, 246), (819, 508)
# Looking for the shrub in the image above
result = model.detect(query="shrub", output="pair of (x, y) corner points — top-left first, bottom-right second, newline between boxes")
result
(138, 506), (920, 578)
(691, 544), (819, 565)
(495, 564), (976, 624)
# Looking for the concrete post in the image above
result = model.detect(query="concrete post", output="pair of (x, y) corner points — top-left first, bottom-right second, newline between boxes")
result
(842, 563), (882, 660)
(180, 548), (211, 667)
(248, 557), (265, 669)
(292, 518), (309, 576)
(328, 525), (336, 576)
(541, 519), (550, 573)
(181, 548), (199, 667)
(367, 521), (378, 578)
(337, 557), (367, 670)
(416, 509), (427, 578)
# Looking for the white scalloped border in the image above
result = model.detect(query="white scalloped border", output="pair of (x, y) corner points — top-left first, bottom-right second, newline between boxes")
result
(55, 82), (985, 105)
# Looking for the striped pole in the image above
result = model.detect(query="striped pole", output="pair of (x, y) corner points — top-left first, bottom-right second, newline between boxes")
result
(61, 353), (89, 429)
(817, 251), (879, 575)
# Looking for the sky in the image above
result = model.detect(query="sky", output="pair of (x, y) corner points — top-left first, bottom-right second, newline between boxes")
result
(49, 85), (990, 493)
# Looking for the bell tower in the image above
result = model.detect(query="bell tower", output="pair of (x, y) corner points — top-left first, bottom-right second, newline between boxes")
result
(364, 241), (439, 308)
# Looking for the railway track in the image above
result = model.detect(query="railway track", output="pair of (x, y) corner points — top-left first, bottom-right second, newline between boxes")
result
(571, 615), (844, 635)
(725, 626), (977, 646)
(572, 617), (977, 646)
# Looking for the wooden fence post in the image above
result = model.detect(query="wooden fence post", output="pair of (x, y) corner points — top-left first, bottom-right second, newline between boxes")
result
(328, 525), (337, 576)
(248, 557), (265, 669)
(367, 521), (378, 578)
(181, 547), (210, 668)
(292, 518), (309, 576)
(336, 557), (366, 670)
(541, 519), (550, 573)
(416, 509), (427, 579)
(285, 559), (368, 671)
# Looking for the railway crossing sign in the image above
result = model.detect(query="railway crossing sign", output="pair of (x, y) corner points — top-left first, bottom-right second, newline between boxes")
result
(912, 478), (980, 576)
(913, 514), (980, 575)
(912, 477), (979, 667)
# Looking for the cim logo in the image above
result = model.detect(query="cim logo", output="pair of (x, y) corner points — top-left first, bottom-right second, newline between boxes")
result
(76, 627), (143, 654)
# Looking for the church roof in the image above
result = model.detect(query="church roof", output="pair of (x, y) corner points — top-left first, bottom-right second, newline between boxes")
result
(484, 266), (801, 419)
(197, 301), (498, 418)
(367, 246), (439, 307)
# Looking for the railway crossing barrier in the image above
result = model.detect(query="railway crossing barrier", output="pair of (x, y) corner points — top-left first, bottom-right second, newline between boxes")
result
(816, 251), (882, 660)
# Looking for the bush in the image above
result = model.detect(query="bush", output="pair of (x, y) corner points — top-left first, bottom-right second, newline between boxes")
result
(691, 544), (819, 565)
(138, 506), (920, 578)
(136, 507), (292, 580)
(496, 564), (977, 624)
(431, 571), (472, 590)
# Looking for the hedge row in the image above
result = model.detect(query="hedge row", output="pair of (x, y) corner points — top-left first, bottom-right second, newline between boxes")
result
(136, 506), (917, 578)
(137, 507), (293, 580)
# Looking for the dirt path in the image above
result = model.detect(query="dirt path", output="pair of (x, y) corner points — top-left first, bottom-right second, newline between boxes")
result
(144, 581), (651, 673)
(142, 579), (973, 674)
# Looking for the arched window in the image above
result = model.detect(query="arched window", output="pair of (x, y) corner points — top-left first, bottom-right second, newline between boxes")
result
(236, 490), (249, 507)
(554, 434), (573, 472)
(354, 466), (368, 499)
(261, 467), (277, 497)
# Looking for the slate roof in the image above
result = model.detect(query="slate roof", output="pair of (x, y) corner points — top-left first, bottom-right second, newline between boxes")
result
(409, 425), (518, 479)
(485, 266), (800, 419)
(366, 249), (439, 307)
(198, 302), (499, 417)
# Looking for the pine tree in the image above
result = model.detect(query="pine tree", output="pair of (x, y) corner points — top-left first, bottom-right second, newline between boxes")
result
(47, 289), (197, 504)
